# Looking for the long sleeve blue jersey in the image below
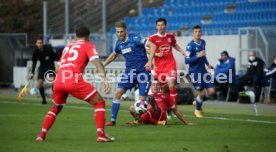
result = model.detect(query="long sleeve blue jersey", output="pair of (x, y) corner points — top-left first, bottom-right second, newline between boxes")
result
(185, 39), (209, 74)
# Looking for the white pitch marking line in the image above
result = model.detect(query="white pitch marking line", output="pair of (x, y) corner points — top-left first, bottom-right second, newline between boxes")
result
(1, 101), (276, 124)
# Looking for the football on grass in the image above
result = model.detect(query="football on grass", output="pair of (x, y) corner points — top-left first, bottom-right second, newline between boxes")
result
(134, 100), (148, 115)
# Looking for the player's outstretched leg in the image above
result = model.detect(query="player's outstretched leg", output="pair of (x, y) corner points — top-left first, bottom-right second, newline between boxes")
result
(194, 95), (203, 118)
(93, 101), (114, 142)
(88, 93), (114, 142)
(106, 88), (125, 126)
(106, 99), (120, 126)
(36, 105), (63, 141)
(167, 79), (177, 119)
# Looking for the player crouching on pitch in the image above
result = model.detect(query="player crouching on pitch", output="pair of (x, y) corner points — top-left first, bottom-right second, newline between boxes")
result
(129, 79), (192, 125)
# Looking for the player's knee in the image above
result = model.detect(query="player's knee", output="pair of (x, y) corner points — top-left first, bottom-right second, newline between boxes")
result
(198, 91), (205, 98)
(168, 86), (175, 91)
(93, 100), (106, 109)
(87, 92), (104, 105)
(168, 80), (176, 89)
(129, 105), (135, 112)
(208, 89), (216, 96)
(51, 105), (63, 115)
(114, 89), (124, 99)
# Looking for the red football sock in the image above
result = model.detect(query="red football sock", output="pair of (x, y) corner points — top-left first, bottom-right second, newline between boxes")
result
(169, 88), (178, 105)
(93, 101), (106, 137)
(39, 106), (61, 138)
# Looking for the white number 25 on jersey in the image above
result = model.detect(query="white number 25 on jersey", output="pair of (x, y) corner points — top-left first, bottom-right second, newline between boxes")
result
(60, 45), (80, 64)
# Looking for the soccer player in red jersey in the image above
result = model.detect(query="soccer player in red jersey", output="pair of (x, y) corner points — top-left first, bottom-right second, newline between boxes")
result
(129, 79), (191, 125)
(36, 26), (114, 142)
(146, 18), (186, 117)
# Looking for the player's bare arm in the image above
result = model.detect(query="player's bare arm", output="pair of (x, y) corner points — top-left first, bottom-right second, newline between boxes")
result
(144, 41), (156, 70)
(103, 52), (118, 67)
(147, 96), (159, 115)
(172, 106), (190, 125)
(173, 44), (186, 57)
(145, 42), (162, 57)
(197, 50), (206, 58)
(145, 41), (163, 57)
(92, 59), (111, 94)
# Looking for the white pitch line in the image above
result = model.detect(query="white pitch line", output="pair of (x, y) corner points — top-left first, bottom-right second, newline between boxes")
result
(1, 101), (276, 124)
(194, 116), (276, 124)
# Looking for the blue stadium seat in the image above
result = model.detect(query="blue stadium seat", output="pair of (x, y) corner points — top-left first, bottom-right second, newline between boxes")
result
(109, 0), (276, 37)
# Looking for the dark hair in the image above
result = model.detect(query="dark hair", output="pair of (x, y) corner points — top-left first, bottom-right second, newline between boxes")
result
(156, 18), (167, 25)
(192, 25), (201, 31)
(76, 26), (90, 38)
(115, 20), (127, 29)
(221, 50), (229, 57)
(152, 78), (160, 82)
(36, 37), (43, 41)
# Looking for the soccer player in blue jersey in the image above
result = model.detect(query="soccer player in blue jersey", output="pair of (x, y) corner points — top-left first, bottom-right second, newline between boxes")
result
(185, 25), (215, 118)
(103, 21), (152, 126)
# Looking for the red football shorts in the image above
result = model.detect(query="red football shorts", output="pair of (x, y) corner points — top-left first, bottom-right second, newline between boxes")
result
(152, 67), (177, 87)
(140, 107), (167, 124)
(52, 76), (98, 105)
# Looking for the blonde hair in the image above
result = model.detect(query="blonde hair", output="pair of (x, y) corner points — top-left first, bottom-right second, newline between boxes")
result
(115, 20), (127, 29)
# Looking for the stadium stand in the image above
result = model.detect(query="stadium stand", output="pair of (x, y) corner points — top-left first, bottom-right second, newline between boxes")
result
(114, 0), (276, 36)
(47, 0), (164, 34)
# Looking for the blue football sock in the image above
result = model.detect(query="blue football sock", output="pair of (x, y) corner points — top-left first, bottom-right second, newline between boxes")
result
(111, 99), (120, 122)
(195, 96), (203, 111)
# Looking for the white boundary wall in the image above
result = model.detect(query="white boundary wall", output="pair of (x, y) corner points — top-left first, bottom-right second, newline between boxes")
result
(173, 35), (249, 73)
(19, 35), (249, 99)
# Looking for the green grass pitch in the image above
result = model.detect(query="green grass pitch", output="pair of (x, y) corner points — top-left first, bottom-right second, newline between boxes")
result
(0, 95), (276, 152)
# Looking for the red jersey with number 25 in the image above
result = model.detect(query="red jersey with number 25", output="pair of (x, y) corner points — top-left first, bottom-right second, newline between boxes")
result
(148, 33), (177, 72)
(56, 40), (99, 83)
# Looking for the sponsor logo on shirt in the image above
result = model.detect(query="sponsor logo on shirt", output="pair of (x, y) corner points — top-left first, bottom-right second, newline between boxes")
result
(159, 44), (171, 52)
(121, 47), (132, 54)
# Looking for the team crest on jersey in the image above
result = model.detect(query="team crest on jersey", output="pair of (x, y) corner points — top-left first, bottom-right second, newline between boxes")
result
(159, 44), (171, 52)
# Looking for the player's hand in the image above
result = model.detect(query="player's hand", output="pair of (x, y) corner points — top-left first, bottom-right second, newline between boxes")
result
(103, 79), (111, 94)
(155, 52), (163, 57)
(144, 61), (153, 71)
(181, 51), (187, 57)
(29, 73), (34, 80)
(197, 51), (206, 58)
(208, 65), (215, 69)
